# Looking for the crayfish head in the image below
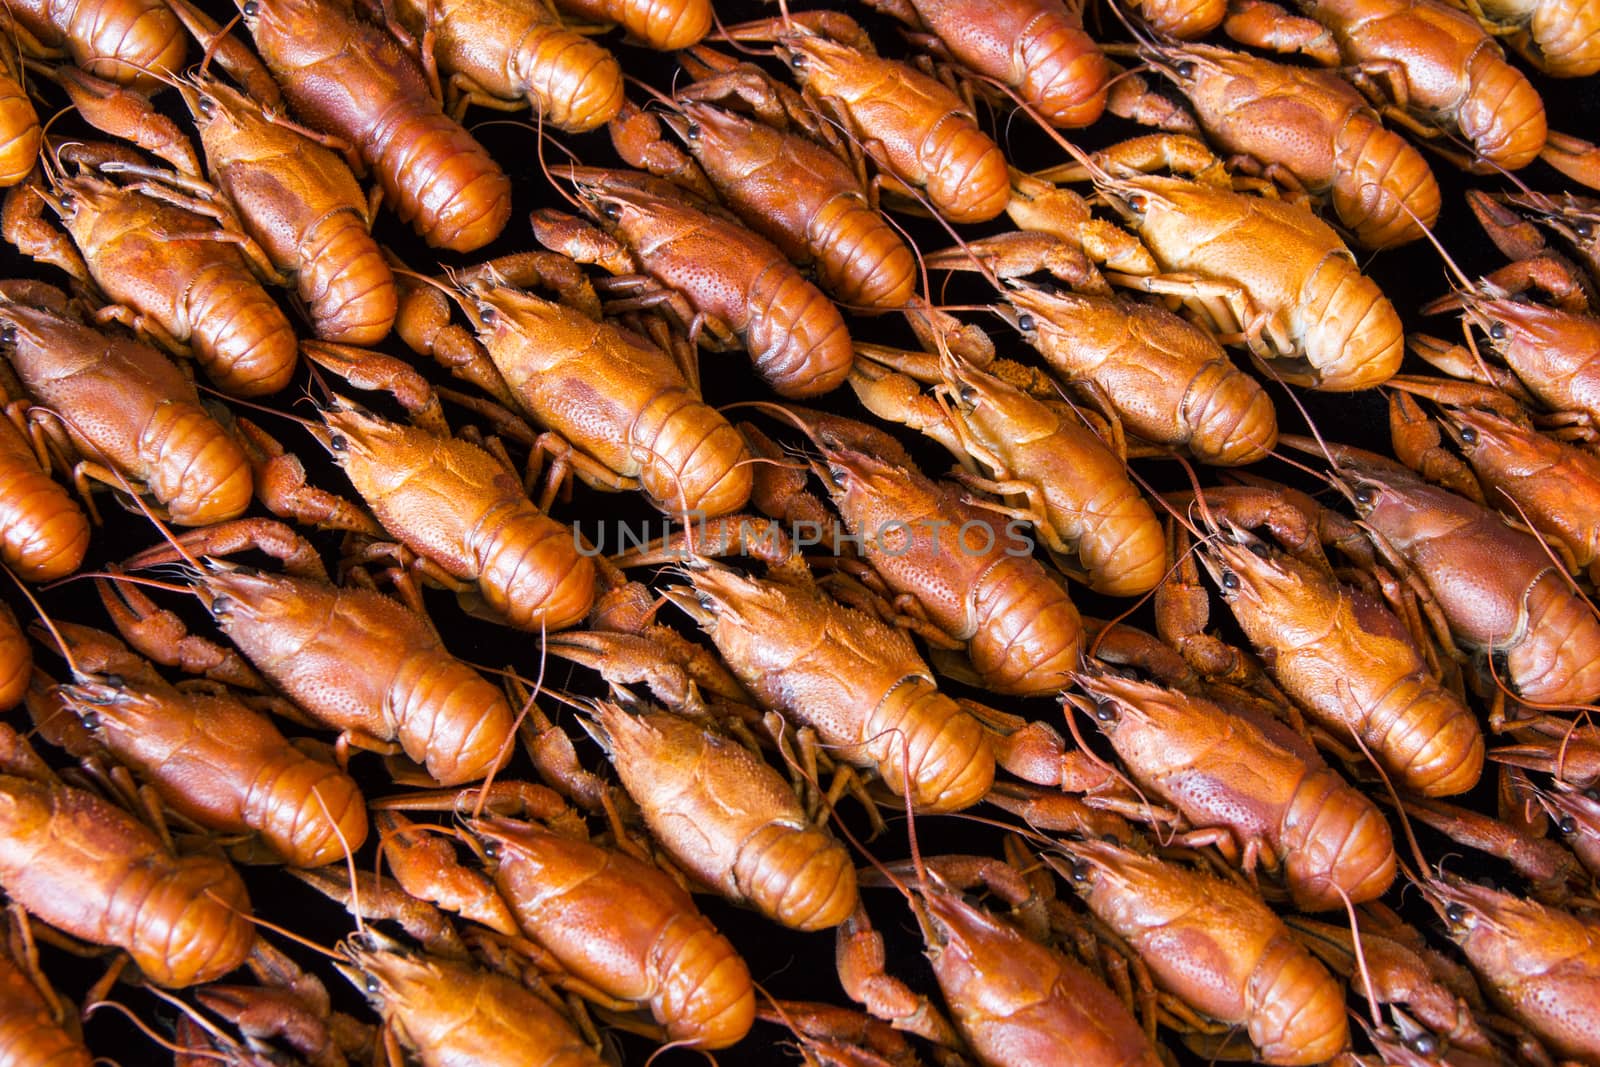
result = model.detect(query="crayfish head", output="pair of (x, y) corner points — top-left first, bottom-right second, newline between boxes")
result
(335, 929), (424, 1009)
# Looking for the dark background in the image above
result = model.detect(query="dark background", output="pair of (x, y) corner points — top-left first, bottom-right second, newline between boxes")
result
(4, 1), (1600, 1063)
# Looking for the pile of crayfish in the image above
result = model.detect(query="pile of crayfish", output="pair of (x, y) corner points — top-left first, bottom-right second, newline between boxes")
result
(0, 0), (1596, 1062)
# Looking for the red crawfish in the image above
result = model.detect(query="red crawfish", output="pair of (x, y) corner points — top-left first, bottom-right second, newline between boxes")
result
(1300, 438), (1600, 709)
(928, 221), (1277, 467)
(335, 929), (607, 1067)
(0, 282), (253, 526)
(837, 849), (1164, 1067)
(170, 70), (397, 346)
(533, 166), (855, 398)
(246, 344), (597, 635)
(1417, 872), (1600, 1062)
(1050, 838), (1350, 1064)
(581, 697), (858, 931)
(468, 814), (758, 1049)
(1388, 377), (1600, 586)
(609, 62), (918, 311)
(859, 0), (1111, 127)
(662, 560), (996, 812)
(1225, 0), (1548, 171)
(1071, 669), (1397, 911)
(774, 408), (1086, 696)
(1166, 487), (1485, 796)
(399, 260), (754, 518)
(117, 518), (518, 786)
(723, 12), (1012, 224)
(0, 723), (255, 987)
(391, 0), (624, 132)
(193, 0), (512, 252)
(54, 62), (399, 347)
(3, 143), (299, 397)
(1052, 134), (1404, 392)
(849, 342), (1167, 597)
(1109, 41), (1440, 249)
(40, 617), (370, 868)
(1413, 257), (1600, 432)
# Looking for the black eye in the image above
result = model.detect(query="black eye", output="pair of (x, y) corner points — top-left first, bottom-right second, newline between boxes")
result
(198, 96), (216, 117)
(482, 841), (499, 859)
(242, 0), (259, 13)
(365, 975), (379, 993)
(1017, 313), (1035, 332)
(329, 434), (347, 452)
(1560, 816), (1577, 834)
(1176, 61), (1196, 78)
(80, 711), (99, 729)
(1577, 222), (1594, 239)
(58, 193), (75, 212)
(1221, 570), (1239, 591)
(958, 385), (978, 406)
(1069, 860), (1090, 882)
(211, 595), (232, 615)
(788, 52), (806, 69)
(478, 305), (496, 324)
(1093, 700), (1117, 723)
(1458, 425), (1477, 444)
(1445, 902), (1467, 924)
(601, 202), (621, 222)
(1407, 1032), (1439, 1056)
(827, 465), (848, 489)
(0, 325), (14, 344)
(697, 593), (714, 611)
(1489, 321), (1507, 340)
(1354, 486), (1375, 506)
(1248, 541), (1269, 558)
(685, 122), (701, 140)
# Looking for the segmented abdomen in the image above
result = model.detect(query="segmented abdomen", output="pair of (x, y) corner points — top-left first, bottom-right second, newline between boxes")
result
(0, 73), (40, 188)
(807, 193), (917, 310)
(389, 649), (516, 785)
(1332, 112), (1440, 249)
(187, 262), (299, 397)
(475, 500), (596, 632)
(1457, 41), (1547, 168)
(0, 421), (89, 582)
(1298, 255), (1402, 391)
(298, 210), (397, 345)
(1181, 358), (1279, 466)
(512, 24), (624, 131)
(138, 399), (253, 527)
(371, 104), (513, 252)
(632, 387), (753, 517)
(744, 260), (854, 398)
(1017, 12), (1109, 127)
(1278, 766), (1397, 909)
(865, 678), (993, 811)
(1508, 573), (1600, 705)
(970, 555), (1084, 695)
(48, 0), (187, 88)
(244, 749), (370, 867)
(921, 113), (1010, 223)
